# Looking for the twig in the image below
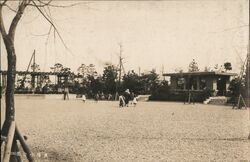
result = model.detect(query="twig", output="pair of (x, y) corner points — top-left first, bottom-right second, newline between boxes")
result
(3, 3), (17, 13)
(31, 0), (75, 56)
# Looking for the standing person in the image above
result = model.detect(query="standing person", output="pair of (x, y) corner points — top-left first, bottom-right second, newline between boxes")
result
(101, 92), (105, 100)
(108, 93), (112, 101)
(123, 89), (131, 107)
(94, 93), (99, 103)
(132, 95), (138, 107)
(130, 92), (135, 105)
(62, 86), (66, 100)
(119, 95), (125, 107)
(64, 86), (69, 100)
(82, 94), (86, 103)
(184, 90), (195, 104)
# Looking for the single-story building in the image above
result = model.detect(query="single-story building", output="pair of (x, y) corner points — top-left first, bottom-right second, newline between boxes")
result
(163, 71), (237, 96)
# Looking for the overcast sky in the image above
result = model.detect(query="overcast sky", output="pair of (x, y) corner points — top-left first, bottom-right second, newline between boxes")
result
(0, 0), (249, 74)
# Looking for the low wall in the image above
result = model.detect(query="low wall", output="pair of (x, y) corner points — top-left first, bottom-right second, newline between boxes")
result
(9, 94), (78, 100)
(149, 90), (211, 102)
(137, 95), (150, 101)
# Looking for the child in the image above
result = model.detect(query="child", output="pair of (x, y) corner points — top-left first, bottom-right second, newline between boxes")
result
(132, 96), (138, 107)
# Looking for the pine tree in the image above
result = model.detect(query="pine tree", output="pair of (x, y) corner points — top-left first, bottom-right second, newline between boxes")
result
(188, 59), (199, 72)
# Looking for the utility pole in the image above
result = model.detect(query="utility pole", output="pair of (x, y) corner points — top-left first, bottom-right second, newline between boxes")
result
(247, 44), (249, 107)
(115, 43), (125, 100)
(233, 54), (248, 109)
(161, 65), (165, 80)
(118, 43), (122, 88)
(247, 0), (250, 140)
(31, 50), (36, 91)
(33, 51), (36, 72)
(0, 32), (2, 104)
(248, 44), (250, 139)
(247, 4), (250, 107)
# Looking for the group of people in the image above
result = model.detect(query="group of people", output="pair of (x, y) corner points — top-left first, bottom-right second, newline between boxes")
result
(119, 89), (138, 107)
(63, 87), (139, 107)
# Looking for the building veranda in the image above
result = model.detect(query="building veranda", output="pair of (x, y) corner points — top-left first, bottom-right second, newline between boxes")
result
(162, 71), (237, 103)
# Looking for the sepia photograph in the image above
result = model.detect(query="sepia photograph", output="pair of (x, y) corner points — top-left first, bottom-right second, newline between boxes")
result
(0, 0), (249, 161)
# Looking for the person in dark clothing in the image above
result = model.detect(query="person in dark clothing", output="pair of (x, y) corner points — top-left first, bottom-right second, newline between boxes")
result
(62, 86), (66, 100)
(94, 93), (99, 103)
(64, 87), (69, 100)
(123, 89), (131, 107)
(184, 90), (195, 104)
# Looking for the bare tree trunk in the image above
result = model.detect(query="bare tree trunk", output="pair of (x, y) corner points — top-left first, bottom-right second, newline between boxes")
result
(0, 0), (27, 139)
(0, 3), (28, 157)
(1, 36), (16, 139)
(0, 0), (70, 160)
(5, 38), (16, 119)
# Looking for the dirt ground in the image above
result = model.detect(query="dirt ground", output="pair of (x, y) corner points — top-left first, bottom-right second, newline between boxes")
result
(1, 98), (250, 161)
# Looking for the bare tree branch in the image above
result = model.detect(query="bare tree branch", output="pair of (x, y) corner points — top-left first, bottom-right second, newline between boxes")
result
(3, 3), (17, 13)
(30, 30), (51, 37)
(31, 0), (65, 45)
(28, 1), (83, 8)
(0, 4), (7, 37)
(43, 4), (53, 23)
(8, 0), (30, 41)
(31, 0), (75, 56)
(27, 0), (52, 7)
(0, 0), (8, 6)
(45, 24), (52, 45)
(43, 6), (55, 44)
(37, 0), (52, 6)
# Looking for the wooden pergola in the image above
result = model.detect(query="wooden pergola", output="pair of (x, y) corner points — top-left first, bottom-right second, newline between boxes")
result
(0, 70), (71, 91)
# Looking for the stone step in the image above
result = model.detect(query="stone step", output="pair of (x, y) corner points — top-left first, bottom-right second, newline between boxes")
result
(137, 95), (150, 101)
(203, 96), (227, 105)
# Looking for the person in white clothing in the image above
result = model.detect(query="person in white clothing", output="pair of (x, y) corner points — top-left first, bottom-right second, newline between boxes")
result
(132, 96), (138, 107)
(82, 94), (86, 103)
(119, 95), (125, 107)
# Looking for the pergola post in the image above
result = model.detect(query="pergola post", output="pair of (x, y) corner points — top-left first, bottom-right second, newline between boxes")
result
(31, 74), (35, 91)
(183, 77), (186, 90)
(196, 76), (200, 90)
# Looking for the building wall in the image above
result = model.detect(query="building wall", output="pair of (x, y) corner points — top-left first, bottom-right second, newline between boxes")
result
(225, 76), (230, 91)
(212, 78), (217, 91)
(170, 77), (177, 89)
(205, 76), (215, 90)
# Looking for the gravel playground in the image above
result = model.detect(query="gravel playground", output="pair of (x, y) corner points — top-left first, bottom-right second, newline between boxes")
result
(1, 98), (250, 161)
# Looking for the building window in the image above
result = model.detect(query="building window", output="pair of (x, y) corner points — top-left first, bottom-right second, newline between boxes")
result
(177, 77), (185, 89)
(186, 77), (197, 90)
(200, 78), (206, 90)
